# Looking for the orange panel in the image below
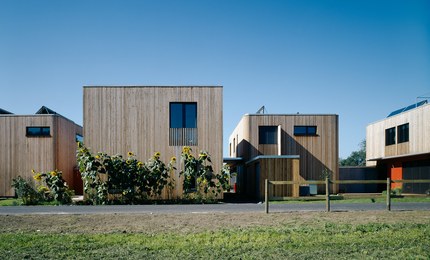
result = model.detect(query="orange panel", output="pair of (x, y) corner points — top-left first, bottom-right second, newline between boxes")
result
(390, 165), (403, 189)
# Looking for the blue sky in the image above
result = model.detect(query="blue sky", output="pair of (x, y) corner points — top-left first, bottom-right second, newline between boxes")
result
(1, 0), (429, 158)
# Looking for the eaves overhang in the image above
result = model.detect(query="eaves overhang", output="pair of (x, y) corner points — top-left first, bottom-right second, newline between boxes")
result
(245, 155), (300, 165)
(367, 152), (430, 162)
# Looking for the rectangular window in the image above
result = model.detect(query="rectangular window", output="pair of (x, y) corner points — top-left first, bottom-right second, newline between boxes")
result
(170, 102), (197, 128)
(294, 126), (317, 136)
(169, 102), (198, 146)
(26, 127), (50, 137)
(76, 134), (83, 143)
(259, 126), (278, 144)
(385, 127), (396, 146)
(397, 123), (409, 143)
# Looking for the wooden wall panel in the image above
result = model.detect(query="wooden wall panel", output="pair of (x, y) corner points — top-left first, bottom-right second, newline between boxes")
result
(366, 103), (430, 164)
(0, 115), (82, 196)
(83, 86), (223, 199)
(229, 114), (338, 193)
(253, 158), (300, 200)
(55, 116), (83, 192)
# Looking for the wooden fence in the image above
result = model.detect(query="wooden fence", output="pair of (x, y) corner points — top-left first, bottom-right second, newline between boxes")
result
(264, 178), (430, 213)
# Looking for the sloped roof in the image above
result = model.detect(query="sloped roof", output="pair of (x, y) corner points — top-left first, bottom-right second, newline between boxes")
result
(35, 106), (58, 115)
(0, 108), (13, 114)
(387, 100), (428, 118)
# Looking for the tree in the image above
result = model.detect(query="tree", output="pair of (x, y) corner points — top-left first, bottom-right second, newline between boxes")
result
(340, 140), (366, 166)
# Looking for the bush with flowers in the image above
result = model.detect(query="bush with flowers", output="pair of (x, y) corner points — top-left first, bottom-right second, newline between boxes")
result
(11, 169), (73, 205)
(32, 169), (73, 204)
(76, 142), (175, 205)
(180, 146), (232, 202)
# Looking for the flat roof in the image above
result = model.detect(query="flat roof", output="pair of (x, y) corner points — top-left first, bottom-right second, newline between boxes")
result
(244, 113), (338, 117)
(246, 155), (300, 165)
(83, 85), (222, 88)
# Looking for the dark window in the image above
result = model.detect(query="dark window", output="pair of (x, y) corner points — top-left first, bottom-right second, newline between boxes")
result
(169, 102), (198, 146)
(259, 126), (278, 144)
(294, 126), (317, 136)
(26, 127), (50, 137)
(76, 134), (83, 143)
(385, 127), (396, 146)
(170, 102), (197, 128)
(397, 123), (409, 143)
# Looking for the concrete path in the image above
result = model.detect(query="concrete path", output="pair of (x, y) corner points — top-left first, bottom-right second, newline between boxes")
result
(0, 202), (429, 215)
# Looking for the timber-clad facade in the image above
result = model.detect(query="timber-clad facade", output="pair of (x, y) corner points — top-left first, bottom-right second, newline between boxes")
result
(0, 107), (83, 197)
(227, 114), (339, 199)
(366, 102), (430, 194)
(83, 86), (223, 198)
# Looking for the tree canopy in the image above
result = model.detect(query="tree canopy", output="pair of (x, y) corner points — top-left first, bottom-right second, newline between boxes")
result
(340, 140), (366, 166)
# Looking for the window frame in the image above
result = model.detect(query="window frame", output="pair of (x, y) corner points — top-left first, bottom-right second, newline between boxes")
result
(385, 127), (396, 146)
(259, 126), (278, 144)
(26, 126), (51, 137)
(169, 102), (197, 129)
(293, 126), (318, 136)
(397, 123), (409, 143)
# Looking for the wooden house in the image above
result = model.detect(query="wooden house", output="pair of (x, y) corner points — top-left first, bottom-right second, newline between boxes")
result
(366, 101), (430, 193)
(227, 113), (339, 199)
(0, 106), (83, 197)
(83, 86), (223, 198)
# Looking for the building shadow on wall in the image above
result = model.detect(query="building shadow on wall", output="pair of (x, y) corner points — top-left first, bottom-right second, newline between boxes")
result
(282, 130), (335, 194)
(232, 132), (335, 201)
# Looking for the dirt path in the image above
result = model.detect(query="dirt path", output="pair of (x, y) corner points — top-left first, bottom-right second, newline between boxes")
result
(1, 211), (429, 234)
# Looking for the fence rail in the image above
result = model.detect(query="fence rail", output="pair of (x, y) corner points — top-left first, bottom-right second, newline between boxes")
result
(265, 178), (430, 213)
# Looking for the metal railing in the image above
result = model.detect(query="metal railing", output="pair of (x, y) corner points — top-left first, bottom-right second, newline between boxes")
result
(264, 178), (430, 213)
(169, 128), (198, 146)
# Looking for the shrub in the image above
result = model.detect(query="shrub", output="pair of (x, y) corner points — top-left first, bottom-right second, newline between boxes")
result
(180, 146), (232, 202)
(11, 176), (40, 205)
(33, 170), (73, 204)
(76, 142), (175, 205)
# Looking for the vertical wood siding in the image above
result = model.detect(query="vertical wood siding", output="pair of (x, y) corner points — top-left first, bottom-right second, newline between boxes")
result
(229, 114), (339, 193)
(83, 86), (223, 198)
(366, 104), (430, 165)
(0, 115), (82, 196)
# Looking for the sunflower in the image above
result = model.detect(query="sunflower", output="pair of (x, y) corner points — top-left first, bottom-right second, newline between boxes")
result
(127, 151), (134, 157)
(182, 146), (191, 154)
(33, 173), (42, 181)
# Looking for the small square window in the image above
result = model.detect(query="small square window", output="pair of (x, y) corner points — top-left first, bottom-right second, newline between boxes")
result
(259, 126), (278, 144)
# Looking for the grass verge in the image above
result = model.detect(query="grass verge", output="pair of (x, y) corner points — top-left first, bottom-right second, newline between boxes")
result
(1, 223), (429, 259)
(0, 212), (429, 259)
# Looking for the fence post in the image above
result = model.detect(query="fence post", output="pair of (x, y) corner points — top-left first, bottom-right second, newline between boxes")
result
(265, 179), (269, 214)
(325, 177), (330, 212)
(386, 177), (391, 211)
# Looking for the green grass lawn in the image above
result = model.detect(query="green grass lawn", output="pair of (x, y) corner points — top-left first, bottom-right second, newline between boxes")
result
(0, 198), (21, 206)
(1, 222), (429, 259)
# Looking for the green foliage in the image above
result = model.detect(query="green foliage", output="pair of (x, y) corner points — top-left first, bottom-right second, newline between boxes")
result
(320, 167), (333, 180)
(33, 170), (73, 204)
(382, 187), (403, 197)
(180, 146), (231, 201)
(11, 170), (72, 205)
(76, 142), (175, 205)
(11, 176), (40, 205)
(340, 140), (366, 166)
